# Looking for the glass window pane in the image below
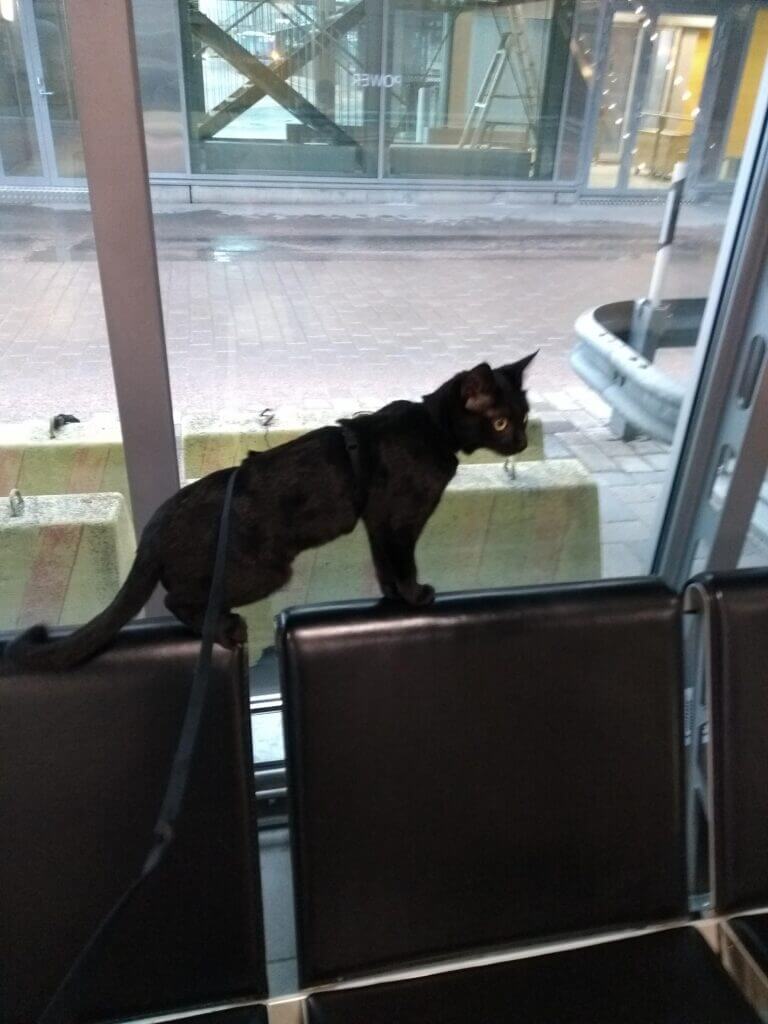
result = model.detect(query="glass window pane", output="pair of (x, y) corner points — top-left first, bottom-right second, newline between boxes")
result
(132, 0), (189, 174)
(384, 0), (576, 181)
(0, 206), (134, 638)
(32, 0), (86, 177)
(141, 2), (767, 672)
(588, 11), (641, 188)
(3, 0), (188, 183)
(556, 0), (599, 182)
(181, 0), (378, 176)
(740, 470), (768, 569)
(0, 1), (43, 177)
(717, 7), (768, 185)
(629, 14), (715, 190)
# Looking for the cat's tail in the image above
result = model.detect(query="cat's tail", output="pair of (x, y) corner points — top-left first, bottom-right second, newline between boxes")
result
(4, 537), (161, 671)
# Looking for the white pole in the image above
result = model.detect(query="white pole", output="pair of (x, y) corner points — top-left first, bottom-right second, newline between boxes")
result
(647, 160), (688, 307)
(416, 86), (428, 144)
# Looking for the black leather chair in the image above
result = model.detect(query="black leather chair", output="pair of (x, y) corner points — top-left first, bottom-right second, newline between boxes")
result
(689, 571), (768, 1011)
(0, 622), (267, 1024)
(278, 581), (761, 1022)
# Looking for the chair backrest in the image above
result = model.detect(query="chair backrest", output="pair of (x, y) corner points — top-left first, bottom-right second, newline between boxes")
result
(689, 570), (768, 914)
(0, 621), (267, 1024)
(279, 580), (688, 986)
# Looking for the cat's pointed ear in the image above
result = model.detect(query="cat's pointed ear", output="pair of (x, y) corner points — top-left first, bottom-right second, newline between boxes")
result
(499, 350), (538, 388)
(461, 363), (496, 413)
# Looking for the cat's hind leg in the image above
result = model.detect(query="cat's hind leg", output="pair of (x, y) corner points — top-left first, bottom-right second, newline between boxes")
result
(165, 593), (246, 649)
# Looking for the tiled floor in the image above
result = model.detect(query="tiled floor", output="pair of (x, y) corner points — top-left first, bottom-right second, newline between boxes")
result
(2, 196), (767, 576)
(259, 828), (298, 995)
(0, 198), (723, 420)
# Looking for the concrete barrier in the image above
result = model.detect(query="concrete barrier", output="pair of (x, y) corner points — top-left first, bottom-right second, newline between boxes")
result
(0, 433), (596, 664)
(0, 411), (544, 517)
(0, 416), (130, 506)
(0, 492), (135, 631)
(182, 410), (544, 479)
(236, 458), (600, 659)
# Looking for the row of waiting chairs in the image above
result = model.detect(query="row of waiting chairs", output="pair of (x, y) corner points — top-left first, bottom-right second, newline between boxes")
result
(2, 571), (768, 1023)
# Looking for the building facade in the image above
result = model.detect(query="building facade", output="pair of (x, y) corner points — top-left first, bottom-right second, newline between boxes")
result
(1, 0), (767, 197)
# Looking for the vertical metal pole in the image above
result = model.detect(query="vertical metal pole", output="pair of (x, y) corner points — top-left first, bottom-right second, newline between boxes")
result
(66, 0), (179, 614)
(616, 14), (651, 191)
(646, 160), (687, 308)
(533, 0), (577, 182)
(376, 0), (390, 179)
(16, 0), (57, 181)
(315, 0), (336, 119)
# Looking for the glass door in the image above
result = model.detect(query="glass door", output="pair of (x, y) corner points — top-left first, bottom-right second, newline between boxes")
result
(0, 0), (45, 179)
(30, 0), (85, 176)
(587, 3), (718, 192)
(629, 12), (715, 189)
(30, 0), (85, 178)
(588, 9), (644, 189)
(0, 0), (84, 183)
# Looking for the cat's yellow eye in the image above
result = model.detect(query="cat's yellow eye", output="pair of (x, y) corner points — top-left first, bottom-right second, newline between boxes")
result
(493, 417), (509, 432)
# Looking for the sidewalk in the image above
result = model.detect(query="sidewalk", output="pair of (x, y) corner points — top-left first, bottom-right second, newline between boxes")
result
(0, 197), (723, 420)
(4, 196), (762, 577)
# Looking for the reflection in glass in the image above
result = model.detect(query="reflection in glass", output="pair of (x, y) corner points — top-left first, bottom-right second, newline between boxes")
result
(588, 11), (641, 189)
(556, 0), (599, 182)
(629, 14), (715, 189)
(385, 0), (574, 181)
(740, 470), (768, 569)
(133, 0), (189, 174)
(0, 0), (43, 177)
(741, 471), (768, 569)
(181, 0), (376, 176)
(698, 3), (752, 185)
(32, 0), (85, 177)
(717, 7), (768, 184)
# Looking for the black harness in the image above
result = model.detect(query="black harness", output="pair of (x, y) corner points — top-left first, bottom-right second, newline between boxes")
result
(339, 421), (366, 513)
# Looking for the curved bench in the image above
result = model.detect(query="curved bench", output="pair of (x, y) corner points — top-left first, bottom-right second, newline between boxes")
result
(571, 301), (685, 444)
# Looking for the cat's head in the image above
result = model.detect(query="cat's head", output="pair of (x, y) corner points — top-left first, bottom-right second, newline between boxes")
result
(452, 353), (537, 456)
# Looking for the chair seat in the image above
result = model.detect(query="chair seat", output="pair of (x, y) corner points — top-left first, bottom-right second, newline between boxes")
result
(307, 928), (760, 1024)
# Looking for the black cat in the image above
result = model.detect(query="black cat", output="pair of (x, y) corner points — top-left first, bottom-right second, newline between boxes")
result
(5, 356), (536, 669)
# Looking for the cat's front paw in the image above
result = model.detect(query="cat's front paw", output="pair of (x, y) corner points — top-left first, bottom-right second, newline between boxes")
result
(405, 583), (435, 607)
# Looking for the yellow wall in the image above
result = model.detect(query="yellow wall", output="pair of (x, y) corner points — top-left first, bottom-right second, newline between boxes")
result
(682, 29), (713, 123)
(726, 9), (768, 158)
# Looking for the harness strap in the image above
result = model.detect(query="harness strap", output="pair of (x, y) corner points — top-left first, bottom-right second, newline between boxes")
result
(37, 467), (240, 1024)
(339, 422), (366, 513)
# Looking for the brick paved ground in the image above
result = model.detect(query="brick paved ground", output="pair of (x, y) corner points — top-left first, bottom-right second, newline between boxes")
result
(2, 197), (767, 576)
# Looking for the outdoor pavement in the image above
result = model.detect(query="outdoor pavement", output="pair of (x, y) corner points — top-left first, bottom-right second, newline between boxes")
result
(2, 194), (766, 575)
